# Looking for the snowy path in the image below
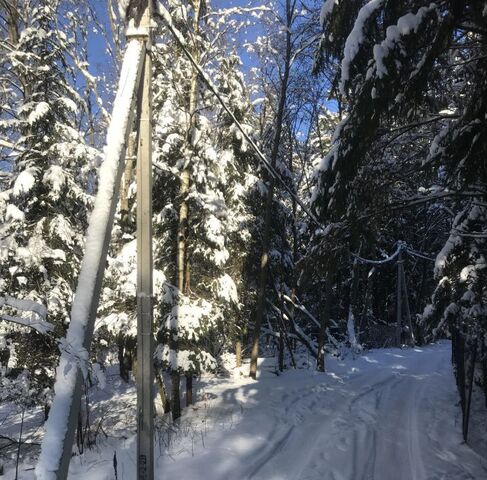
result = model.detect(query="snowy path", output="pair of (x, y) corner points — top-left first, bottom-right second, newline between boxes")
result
(159, 342), (487, 480)
(5, 342), (486, 479)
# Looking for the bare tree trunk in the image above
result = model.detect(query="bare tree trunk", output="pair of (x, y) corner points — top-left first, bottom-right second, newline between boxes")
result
(186, 375), (193, 406)
(278, 330), (284, 372)
(156, 371), (171, 414)
(3, 0), (28, 99)
(107, 0), (123, 63)
(249, 0), (294, 379)
(482, 341), (487, 408)
(173, 0), (202, 415)
(5, 0), (33, 101)
(340, 238), (361, 353)
(172, 158), (188, 420)
(359, 266), (374, 334)
(131, 353), (137, 383)
(171, 372), (181, 420)
(5, 0), (20, 45)
(276, 305), (296, 369)
(400, 260), (415, 346)
(464, 339), (477, 442)
(235, 339), (242, 368)
(317, 265), (334, 372)
(414, 258), (428, 345)
(396, 248), (404, 346)
(117, 334), (129, 382)
(453, 330), (467, 438)
(249, 190), (274, 379)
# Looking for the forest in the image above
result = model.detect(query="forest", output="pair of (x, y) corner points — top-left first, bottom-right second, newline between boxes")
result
(0, 0), (486, 479)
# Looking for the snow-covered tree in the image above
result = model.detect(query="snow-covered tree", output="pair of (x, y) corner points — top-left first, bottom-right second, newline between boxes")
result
(313, 0), (487, 417)
(0, 0), (98, 407)
(150, 0), (259, 418)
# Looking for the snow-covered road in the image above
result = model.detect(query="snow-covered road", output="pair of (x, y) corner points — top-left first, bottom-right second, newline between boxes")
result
(159, 342), (487, 480)
(7, 342), (486, 479)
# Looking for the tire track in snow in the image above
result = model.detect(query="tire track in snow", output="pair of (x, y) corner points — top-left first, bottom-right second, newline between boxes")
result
(240, 344), (487, 480)
(247, 426), (295, 479)
(246, 371), (401, 480)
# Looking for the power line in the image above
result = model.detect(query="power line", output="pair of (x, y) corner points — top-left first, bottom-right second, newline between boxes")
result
(351, 242), (402, 265)
(352, 242), (436, 265)
(154, 2), (442, 267)
(406, 248), (436, 262)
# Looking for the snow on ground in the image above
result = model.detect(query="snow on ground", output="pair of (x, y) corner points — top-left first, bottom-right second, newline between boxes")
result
(2, 341), (487, 479)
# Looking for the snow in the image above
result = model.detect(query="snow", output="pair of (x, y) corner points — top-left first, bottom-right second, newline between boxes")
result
(434, 208), (467, 276)
(58, 96), (78, 112)
(5, 203), (25, 222)
(373, 6), (435, 78)
(0, 295), (52, 335)
(214, 273), (238, 304)
(12, 167), (37, 196)
(0, 312), (53, 335)
(118, 0), (130, 20)
(346, 309), (361, 351)
(0, 296), (48, 319)
(156, 345), (217, 372)
(27, 101), (50, 124)
(8, 342), (487, 479)
(48, 215), (76, 247)
(320, 0), (339, 28)
(352, 242), (404, 265)
(35, 39), (144, 480)
(43, 165), (67, 196)
(340, 0), (383, 94)
(16, 235), (66, 267)
(165, 298), (215, 341)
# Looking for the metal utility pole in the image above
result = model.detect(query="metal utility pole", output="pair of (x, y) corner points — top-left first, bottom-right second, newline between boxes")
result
(135, 2), (154, 479)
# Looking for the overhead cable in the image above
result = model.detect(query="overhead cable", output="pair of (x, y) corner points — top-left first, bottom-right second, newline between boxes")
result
(154, 2), (323, 229)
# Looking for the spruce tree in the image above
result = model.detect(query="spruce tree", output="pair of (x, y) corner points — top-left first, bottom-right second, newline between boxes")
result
(0, 0), (96, 407)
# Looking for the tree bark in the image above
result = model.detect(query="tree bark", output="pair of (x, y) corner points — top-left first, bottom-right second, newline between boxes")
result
(399, 259), (415, 346)
(317, 264), (334, 372)
(249, 0), (294, 379)
(156, 371), (171, 414)
(235, 339), (242, 368)
(454, 331), (466, 437)
(396, 248), (404, 346)
(482, 341), (487, 408)
(359, 266), (374, 335)
(278, 329), (284, 372)
(464, 339), (477, 442)
(173, 0), (202, 416)
(4, 0), (32, 101)
(186, 375), (193, 406)
(171, 372), (181, 421)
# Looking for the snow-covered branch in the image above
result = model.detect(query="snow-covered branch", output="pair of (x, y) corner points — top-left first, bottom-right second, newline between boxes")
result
(0, 296), (52, 335)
